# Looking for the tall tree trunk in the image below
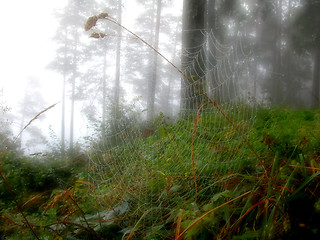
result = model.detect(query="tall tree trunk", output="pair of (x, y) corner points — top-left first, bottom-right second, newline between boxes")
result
(101, 51), (107, 140)
(61, 71), (66, 153)
(61, 28), (67, 154)
(160, 22), (179, 117)
(206, 0), (219, 101)
(70, 77), (75, 151)
(147, 0), (162, 122)
(253, 2), (264, 101)
(181, 0), (206, 111)
(283, 0), (292, 105)
(271, 0), (283, 105)
(312, 48), (320, 107)
(114, 0), (122, 118)
(69, 29), (78, 151)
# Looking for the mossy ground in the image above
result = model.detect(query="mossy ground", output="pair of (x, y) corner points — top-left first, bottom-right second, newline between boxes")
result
(1, 107), (320, 239)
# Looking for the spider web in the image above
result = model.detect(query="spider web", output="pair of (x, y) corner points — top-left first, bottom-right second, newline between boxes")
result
(86, 29), (258, 238)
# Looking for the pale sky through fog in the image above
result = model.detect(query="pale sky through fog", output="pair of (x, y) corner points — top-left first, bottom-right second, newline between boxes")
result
(0, 0), (147, 107)
(0, 1), (127, 152)
(0, 0), (68, 153)
(0, 1), (128, 140)
(0, 1), (66, 101)
(0, 0), (182, 153)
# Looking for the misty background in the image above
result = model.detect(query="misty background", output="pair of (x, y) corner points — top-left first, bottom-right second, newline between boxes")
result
(0, 0), (319, 154)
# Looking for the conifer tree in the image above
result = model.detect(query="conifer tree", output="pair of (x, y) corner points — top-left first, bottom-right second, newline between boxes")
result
(49, 0), (96, 152)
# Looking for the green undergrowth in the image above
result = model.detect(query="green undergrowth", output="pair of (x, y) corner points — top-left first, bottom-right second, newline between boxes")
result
(1, 107), (320, 239)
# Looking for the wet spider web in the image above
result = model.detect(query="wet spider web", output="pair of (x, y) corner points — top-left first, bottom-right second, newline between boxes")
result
(86, 28), (258, 238)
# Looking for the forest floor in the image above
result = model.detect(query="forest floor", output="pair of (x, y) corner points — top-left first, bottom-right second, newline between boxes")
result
(1, 107), (320, 239)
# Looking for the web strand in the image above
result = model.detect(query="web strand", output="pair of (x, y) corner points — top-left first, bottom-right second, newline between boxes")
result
(87, 28), (257, 237)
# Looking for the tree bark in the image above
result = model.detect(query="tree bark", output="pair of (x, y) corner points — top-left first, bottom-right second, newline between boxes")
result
(114, 0), (122, 118)
(101, 51), (107, 140)
(163, 23), (179, 117)
(61, 70), (66, 153)
(147, 0), (162, 122)
(61, 28), (68, 154)
(271, 0), (283, 105)
(181, 0), (206, 111)
(283, 0), (291, 105)
(69, 29), (78, 151)
(205, 0), (219, 101)
(312, 48), (320, 107)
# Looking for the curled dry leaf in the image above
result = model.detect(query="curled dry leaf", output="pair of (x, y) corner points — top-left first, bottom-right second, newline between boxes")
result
(97, 12), (109, 19)
(90, 32), (107, 39)
(84, 15), (98, 31)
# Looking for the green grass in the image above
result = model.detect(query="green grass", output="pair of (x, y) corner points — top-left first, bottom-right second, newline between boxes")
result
(1, 107), (320, 239)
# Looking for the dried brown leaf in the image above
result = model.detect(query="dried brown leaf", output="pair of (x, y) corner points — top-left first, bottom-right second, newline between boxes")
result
(97, 12), (109, 19)
(84, 15), (98, 31)
(90, 32), (107, 39)
(22, 194), (43, 209)
(44, 191), (68, 211)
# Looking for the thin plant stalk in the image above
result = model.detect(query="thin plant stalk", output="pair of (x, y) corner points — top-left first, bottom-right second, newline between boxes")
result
(100, 15), (263, 166)
(0, 103), (59, 240)
(14, 102), (60, 143)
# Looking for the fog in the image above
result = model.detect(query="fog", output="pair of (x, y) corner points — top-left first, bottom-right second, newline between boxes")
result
(1, 0), (319, 154)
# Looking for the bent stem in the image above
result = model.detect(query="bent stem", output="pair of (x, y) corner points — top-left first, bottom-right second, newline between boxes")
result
(14, 102), (60, 143)
(0, 103), (60, 240)
(101, 16), (262, 165)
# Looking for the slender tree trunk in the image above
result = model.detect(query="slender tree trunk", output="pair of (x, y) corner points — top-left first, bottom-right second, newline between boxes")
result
(253, 2), (264, 102)
(69, 29), (78, 151)
(101, 51), (107, 140)
(312, 48), (320, 107)
(283, 0), (292, 105)
(181, 0), (206, 111)
(147, 0), (162, 122)
(206, 0), (219, 101)
(61, 73), (66, 153)
(61, 29), (67, 154)
(70, 77), (75, 151)
(114, 0), (122, 118)
(272, 0), (283, 105)
(164, 23), (179, 117)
